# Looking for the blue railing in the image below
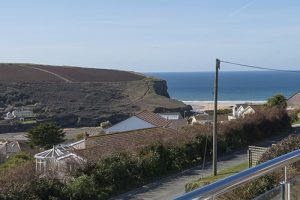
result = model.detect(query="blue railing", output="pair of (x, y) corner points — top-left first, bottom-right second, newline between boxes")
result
(174, 149), (300, 200)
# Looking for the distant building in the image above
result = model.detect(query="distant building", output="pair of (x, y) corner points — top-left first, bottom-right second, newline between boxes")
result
(287, 91), (300, 110)
(228, 104), (262, 121)
(34, 127), (183, 178)
(157, 112), (183, 120)
(76, 127), (183, 161)
(4, 112), (14, 120)
(34, 139), (86, 180)
(189, 114), (213, 125)
(105, 110), (171, 133)
(12, 110), (35, 118)
(0, 141), (21, 159)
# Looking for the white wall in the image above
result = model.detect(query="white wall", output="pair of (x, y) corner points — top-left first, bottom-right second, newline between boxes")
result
(106, 116), (155, 133)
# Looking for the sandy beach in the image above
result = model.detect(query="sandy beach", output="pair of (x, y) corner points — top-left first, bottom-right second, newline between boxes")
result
(183, 101), (266, 111)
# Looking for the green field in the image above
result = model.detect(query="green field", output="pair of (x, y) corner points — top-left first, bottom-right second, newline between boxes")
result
(185, 162), (248, 192)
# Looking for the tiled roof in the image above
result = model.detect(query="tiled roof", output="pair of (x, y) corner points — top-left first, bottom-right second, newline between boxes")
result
(135, 110), (171, 127)
(288, 91), (300, 107)
(75, 127), (185, 161)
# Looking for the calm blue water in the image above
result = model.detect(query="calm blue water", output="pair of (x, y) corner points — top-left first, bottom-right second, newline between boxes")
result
(146, 71), (300, 101)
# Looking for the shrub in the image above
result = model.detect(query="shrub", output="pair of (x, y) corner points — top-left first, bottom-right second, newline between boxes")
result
(223, 135), (300, 200)
(267, 94), (287, 108)
(220, 106), (291, 149)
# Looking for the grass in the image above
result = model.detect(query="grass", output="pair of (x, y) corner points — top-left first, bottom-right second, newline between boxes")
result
(21, 119), (37, 124)
(0, 152), (33, 175)
(292, 119), (300, 125)
(185, 162), (248, 192)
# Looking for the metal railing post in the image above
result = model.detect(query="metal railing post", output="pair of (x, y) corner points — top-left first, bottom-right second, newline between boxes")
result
(280, 166), (291, 200)
(280, 181), (286, 200)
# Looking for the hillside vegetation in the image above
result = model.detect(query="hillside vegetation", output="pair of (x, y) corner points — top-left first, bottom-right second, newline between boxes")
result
(0, 64), (188, 131)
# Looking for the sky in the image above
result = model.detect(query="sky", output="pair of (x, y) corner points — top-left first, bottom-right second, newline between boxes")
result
(0, 0), (300, 72)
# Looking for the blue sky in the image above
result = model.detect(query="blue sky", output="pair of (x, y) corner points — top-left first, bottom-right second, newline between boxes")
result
(0, 0), (300, 72)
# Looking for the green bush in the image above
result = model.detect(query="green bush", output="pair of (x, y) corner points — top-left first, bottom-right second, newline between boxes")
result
(0, 106), (292, 200)
(221, 106), (291, 149)
(0, 152), (33, 175)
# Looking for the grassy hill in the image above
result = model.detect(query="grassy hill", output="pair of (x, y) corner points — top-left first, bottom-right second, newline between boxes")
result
(0, 64), (189, 132)
(0, 63), (145, 83)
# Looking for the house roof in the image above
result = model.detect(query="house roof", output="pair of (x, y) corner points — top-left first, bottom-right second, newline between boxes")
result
(288, 91), (300, 107)
(34, 139), (85, 159)
(194, 114), (213, 121)
(157, 112), (183, 120)
(236, 104), (249, 108)
(135, 110), (171, 127)
(168, 119), (188, 130)
(244, 105), (263, 113)
(0, 141), (21, 154)
(35, 146), (65, 159)
(75, 127), (185, 161)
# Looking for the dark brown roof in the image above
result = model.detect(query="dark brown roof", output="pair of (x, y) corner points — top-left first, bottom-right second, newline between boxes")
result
(135, 110), (171, 127)
(75, 127), (185, 161)
(168, 119), (188, 130)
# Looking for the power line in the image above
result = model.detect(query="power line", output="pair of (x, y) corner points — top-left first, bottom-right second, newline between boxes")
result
(220, 60), (300, 73)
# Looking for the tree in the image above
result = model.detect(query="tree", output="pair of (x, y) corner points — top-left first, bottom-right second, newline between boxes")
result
(267, 94), (287, 108)
(100, 121), (112, 129)
(26, 123), (65, 149)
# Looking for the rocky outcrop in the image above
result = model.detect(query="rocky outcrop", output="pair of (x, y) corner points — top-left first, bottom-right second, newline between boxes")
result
(152, 79), (170, 98)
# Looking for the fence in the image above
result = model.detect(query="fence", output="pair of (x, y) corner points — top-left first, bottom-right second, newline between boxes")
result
(248, 145), (270, 167)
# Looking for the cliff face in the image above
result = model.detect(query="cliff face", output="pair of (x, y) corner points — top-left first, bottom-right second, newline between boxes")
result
(0, 66), (189, 132)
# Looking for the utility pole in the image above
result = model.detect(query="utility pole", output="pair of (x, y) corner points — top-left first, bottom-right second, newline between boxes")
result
(213, 58), (220, 176)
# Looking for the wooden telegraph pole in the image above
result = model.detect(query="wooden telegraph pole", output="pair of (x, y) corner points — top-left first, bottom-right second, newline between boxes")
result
(213, 58), (220, 176)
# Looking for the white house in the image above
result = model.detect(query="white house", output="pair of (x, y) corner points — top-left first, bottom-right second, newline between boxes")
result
(157, 112), (183, 120)
(228, 104), (261, 120)
(4, 112), (14, 120)
(12, 110), (35, 118)
(105, 110), (171, 134)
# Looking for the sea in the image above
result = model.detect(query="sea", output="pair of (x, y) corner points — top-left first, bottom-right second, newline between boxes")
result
(145, 71), (300, 101)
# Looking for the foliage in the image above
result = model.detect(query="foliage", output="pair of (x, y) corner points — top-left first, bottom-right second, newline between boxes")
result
(0, 153), (33, 175)
(76, 132), (85, 140)
(67, 175), (102, 200)
(100, 121), (112, 129)
(222, 135), (300, 200)
(205, 109), (232, 115)
(185, 162), (248, 192)
(0, 108), (292, 200)
(220, 106), (291, 149)
(289, 109), (300, 124)
(0, 178), (68, 200)
(267, 93), (287, 108)
(26, 123), (66, 149)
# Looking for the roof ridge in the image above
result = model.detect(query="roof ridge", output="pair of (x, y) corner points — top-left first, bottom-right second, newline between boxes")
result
(287, 90), (300, 100)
